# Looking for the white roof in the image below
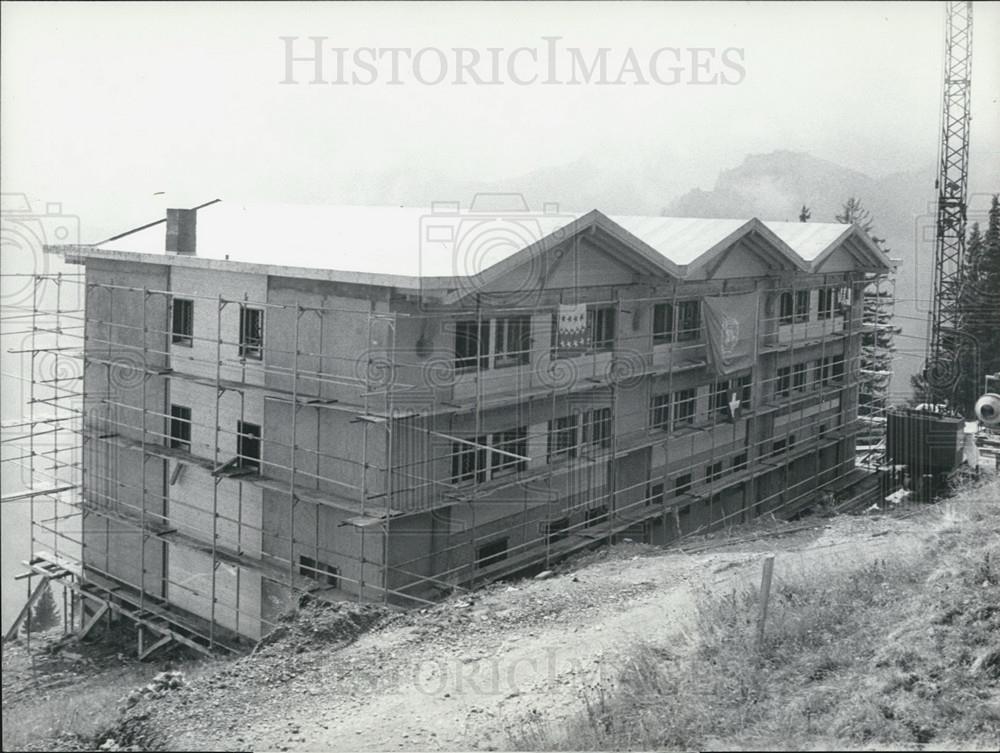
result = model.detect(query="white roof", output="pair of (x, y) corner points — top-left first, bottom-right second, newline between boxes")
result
(86, 202), (870, 281)
(762, 221), (853, 262)
(607, 216), (749, 265)
(95, 203), (585, 279)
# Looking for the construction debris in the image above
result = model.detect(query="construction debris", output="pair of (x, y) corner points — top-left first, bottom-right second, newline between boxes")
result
(120, 671), (186, 708)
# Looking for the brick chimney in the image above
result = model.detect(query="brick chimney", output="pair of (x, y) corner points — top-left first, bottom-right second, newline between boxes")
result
(165, 208), (197, 255)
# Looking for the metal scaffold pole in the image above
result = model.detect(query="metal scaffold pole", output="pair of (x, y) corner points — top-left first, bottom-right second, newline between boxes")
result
(384, 311), (398, 604)
(210, 295), (224, 650)
(288, 306), (301, 607)
(139, 288), (148, 624)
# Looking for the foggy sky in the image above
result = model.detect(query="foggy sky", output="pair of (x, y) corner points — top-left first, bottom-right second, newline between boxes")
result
(2, 1), (999, 243)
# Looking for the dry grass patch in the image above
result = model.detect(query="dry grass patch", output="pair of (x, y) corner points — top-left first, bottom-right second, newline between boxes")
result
(510, 477), (1000, 751)
(2, 681), (129, 751)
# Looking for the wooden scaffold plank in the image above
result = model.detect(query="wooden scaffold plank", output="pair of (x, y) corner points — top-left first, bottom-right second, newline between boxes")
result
(4, 576), (53, 641)
(78, 603), (109, 640)
(138, 632), (172, 661)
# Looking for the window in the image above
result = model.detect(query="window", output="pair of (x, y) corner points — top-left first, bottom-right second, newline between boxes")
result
(588, 306), (616, 351)
(819, 356), (833, 385)
(586, 505), (609, 525)
(818, 423), (828, 439)
(674, 473), (692, 496)
(772, 438), (787, 456)
(706, 461), (724, 483)
(793, 362), (809, 391)
(169, 404), (191, 451)
(738, 373), (753, 411)
(239, 306), (264, 360)
(783, 290), (810, 324)
(456, 316), (531, 370)
(795, 290), (810, 323)
(818, 288), (838, 320)
(779, 292), (794, 325)
(706, 375), (752, 416)
(732, 453), (748, 472)
(548, 415), (579, 461)
(652, 303), (674, 344)
(676, 300), (701, 342)
(776, 366), (792, 398)
(582, 408), (612, 449)
(545, 517), (570, 543)
(832, 356), (845, 383)
(450, 426), (538, 486)
(646, 482), (664, 507)
(237, 421), (261, 472)
(454, 320), (488, 369)
(299, 555), (339, 588)
(476, 538), (507, 569)
(788, 433), (797, 450)
(491, 427), (528, 476)
(819, 356), (844, 386)
(172, 298), (193, 346)
(811, 359), (823, 386)
(451, 436), (488, 484)
(671, 388), (696, 430)
(650, 393), (671, 431)
(653, 300), (701, 344)
(709, 380), (729, 417)
(493, 316), (531, 366)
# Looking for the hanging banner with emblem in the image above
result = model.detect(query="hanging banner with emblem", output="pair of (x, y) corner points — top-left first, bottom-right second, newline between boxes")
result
(703, 292), (759, 376)
(557, 303), (589, 353)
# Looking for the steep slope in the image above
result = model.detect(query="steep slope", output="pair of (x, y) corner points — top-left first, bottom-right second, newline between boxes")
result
(8, 478), (992, 752)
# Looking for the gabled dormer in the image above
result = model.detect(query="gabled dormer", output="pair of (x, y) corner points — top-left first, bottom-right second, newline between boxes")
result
(608, 216), (808, 281)
(764, 221), (893, 274)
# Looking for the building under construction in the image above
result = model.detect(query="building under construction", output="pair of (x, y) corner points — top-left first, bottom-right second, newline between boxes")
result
(6, 199), (895, 655)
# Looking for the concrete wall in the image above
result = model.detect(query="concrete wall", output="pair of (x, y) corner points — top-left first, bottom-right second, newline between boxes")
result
(168, 266), (268, 387)
(167, 542), (263, 640)
(83, 260), (170, 598)
(165, 377), (263, 555)
(260, 488), (385, 603)
(265, 276), (389, 401)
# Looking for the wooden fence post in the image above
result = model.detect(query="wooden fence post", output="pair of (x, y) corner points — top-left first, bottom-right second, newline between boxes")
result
(756, 556), (775, 653)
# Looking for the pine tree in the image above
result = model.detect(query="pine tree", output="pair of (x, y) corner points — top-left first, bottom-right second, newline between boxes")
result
(909, 368), (933, 407)
(954, 223), (985, 415)
(913, 195), (1000, 415)
(835, 198), (885, 246)
(26, 582), (59, 634)
(956, 195), (1000, 414)
(836, 198), (898, 457)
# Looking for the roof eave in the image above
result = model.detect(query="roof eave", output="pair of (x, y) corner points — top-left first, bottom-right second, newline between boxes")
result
(440, 209), (683, 306)
(810, 225), (892, 273)
(684, 219), (810, 277)
(56, 244), (434, 290)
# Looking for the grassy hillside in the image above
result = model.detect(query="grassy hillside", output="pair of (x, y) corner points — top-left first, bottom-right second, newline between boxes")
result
(512, 477), (1000, 751)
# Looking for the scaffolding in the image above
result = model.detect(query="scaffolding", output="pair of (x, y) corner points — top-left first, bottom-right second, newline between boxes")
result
(2, 265), (892, 656)
(856, 269), (900, 471)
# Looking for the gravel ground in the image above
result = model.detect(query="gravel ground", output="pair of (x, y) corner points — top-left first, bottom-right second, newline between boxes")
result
(3, 509), (930, 752)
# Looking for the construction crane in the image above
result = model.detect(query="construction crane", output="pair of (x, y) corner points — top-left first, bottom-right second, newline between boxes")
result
(923, 0), (973, 410)
(886, 2), (975, 498)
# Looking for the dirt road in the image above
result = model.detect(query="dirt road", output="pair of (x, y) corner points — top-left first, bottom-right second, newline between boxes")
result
(151, 513), (921, 752)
